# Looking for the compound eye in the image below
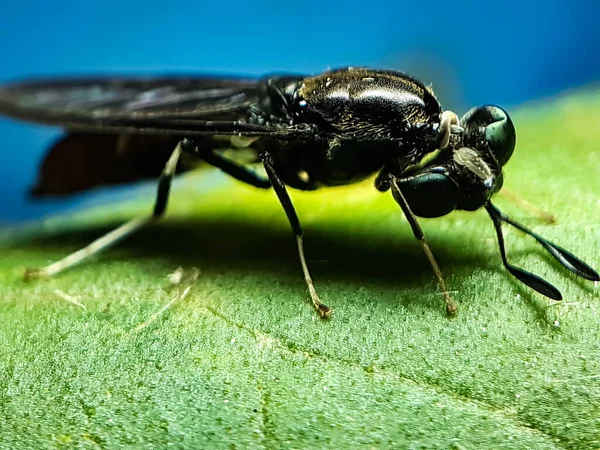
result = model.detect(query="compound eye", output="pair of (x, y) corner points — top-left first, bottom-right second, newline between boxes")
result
(461, 105), (516, 167)
(400, 172), (459, 218)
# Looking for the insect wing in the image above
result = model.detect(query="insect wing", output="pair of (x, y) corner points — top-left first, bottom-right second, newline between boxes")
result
(0, 75), (300, 136)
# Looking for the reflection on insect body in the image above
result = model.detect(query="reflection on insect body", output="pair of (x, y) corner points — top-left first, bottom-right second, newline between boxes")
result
(0, 67), (597, 317)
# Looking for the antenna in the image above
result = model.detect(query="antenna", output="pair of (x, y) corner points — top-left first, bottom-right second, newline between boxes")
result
(485, 202), (599, 299)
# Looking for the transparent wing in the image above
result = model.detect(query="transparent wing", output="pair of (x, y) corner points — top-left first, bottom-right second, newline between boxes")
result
(0, 75), (304, 137)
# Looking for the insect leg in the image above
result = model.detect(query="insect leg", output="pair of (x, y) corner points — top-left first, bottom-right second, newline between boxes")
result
(191, 145), (271, 189)
(388, 175), (458, 316)
(260, 151), (332, 318)
(24, 140), (185, 280)
(498, 187), (556, 224)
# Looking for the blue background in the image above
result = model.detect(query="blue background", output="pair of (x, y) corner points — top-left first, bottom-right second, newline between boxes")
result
(0, 0), (598, 223)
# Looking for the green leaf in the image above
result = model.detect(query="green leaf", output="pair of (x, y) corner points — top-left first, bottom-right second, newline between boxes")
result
(1, 90), (599, 449)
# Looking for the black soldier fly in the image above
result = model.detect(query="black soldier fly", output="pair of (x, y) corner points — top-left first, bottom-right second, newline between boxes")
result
(0, 67), (597, 317)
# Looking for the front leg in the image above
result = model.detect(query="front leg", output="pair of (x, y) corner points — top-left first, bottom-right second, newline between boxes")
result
(260, 151), (332, 318)
(387, 174), (458, 316)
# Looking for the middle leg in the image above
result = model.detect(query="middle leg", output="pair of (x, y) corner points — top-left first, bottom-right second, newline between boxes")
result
(259, 150), (332, 318)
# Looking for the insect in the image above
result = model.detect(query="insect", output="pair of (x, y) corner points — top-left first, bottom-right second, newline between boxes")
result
(0, 67), (597, 317)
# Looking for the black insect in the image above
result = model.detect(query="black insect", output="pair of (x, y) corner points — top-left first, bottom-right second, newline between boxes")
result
(0, 67), (597, 317)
